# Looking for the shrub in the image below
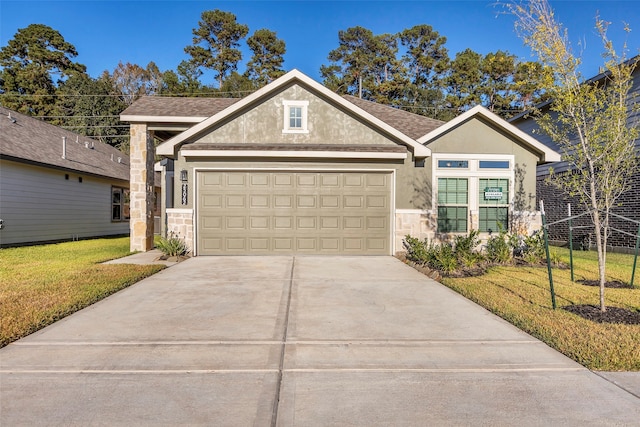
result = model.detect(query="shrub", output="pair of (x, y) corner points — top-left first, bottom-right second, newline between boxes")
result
(486, 228), (512, 264)
(155, 232), (188, 257)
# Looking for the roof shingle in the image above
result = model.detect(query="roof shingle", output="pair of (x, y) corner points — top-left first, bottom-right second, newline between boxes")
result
(120, 96), (241, 118)
(0, 106), (130, 182)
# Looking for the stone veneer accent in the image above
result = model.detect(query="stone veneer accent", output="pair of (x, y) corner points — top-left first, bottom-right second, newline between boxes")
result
(394, 209), (542, 254)
(395, 210), (437, 254)
(129, 124), (155, 252)
(166, 209), (194, 254)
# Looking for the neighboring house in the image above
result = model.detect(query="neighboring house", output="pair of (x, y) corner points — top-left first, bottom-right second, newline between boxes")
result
(121, 69), (559, 256)
(510, 59), (640, 252)
(0, 106), (160, 247)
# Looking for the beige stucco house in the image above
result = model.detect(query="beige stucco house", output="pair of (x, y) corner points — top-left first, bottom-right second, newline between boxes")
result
(121, 69), (559, 256)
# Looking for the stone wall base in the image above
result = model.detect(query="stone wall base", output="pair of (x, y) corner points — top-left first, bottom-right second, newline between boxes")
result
(166, 209), (194, 254)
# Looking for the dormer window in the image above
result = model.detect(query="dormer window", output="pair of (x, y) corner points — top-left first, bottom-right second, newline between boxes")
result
(282, 100), (309, 134)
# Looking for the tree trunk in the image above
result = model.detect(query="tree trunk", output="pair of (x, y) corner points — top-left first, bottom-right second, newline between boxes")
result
(590, 189), (606, 312)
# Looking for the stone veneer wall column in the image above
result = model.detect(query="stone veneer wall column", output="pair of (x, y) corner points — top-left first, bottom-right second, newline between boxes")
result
(166, 209), (194, 254)
(129, 124), (155, 252)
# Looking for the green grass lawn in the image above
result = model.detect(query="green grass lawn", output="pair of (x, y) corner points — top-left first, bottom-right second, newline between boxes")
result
(0, 237), (164, 347)
(439, 248), (640, 371)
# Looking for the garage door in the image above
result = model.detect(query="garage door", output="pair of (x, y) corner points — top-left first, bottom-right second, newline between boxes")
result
(197, 170), (392, 255)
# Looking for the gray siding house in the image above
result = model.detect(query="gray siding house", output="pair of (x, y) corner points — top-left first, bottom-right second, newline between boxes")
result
(121, 70), (559, 255)
(0, 106), (158, 247)
(510, 59), (640, 251)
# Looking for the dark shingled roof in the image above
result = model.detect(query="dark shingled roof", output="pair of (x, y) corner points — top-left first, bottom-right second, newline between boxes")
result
(0, 106), (130, 182)
(121, 96), (241, 118)
(343, 95), (444, 140)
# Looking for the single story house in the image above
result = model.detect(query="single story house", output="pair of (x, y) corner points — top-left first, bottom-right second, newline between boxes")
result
(510, 58), (640, 252)
(0, 106), (160, 247)
(121, 69), (559, 256)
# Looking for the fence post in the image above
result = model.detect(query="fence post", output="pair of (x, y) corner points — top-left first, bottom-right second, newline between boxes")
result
(568, 203), (575, 282)
(541, 201), (557, 309)
(631, 223), (640, 288)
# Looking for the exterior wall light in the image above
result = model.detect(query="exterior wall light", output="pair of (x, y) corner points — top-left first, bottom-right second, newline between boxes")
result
(180, 169), (188, 182)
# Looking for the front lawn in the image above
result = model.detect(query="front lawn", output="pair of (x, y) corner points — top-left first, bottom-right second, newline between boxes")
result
(439, 248), (640, 371)
(0, 237), (164, 347)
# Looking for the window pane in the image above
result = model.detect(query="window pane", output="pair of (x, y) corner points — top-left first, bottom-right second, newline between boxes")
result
(479, 160), (510, 169)
(437, 206), (468, 233)
(438, 160), (468, 168)
(112, 190), (121, 204)
(479, 207), (508, 232)
(289, 106), (302, 129)
(112, 205), (121, 221)
(480, 178), (509, 205)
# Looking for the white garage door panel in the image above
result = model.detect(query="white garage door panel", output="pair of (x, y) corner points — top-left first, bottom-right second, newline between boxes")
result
(197, 171), (391, 255)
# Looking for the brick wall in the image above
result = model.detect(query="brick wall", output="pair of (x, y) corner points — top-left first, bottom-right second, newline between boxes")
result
(537, 168), (640, 251)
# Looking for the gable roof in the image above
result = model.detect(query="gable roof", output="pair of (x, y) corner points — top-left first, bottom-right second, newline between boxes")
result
(343, 95), (444, 140)
(154, 69), (431, 158)
(0, 106), (130, 182)
(417, 105), (561, 163)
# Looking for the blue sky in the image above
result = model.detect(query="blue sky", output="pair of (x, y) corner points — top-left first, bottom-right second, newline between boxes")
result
(1, 0), (639, 86)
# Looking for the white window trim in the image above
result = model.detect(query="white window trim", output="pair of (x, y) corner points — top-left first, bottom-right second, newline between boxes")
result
(432, 153), (515, 233)
(282, 100), (309, 134)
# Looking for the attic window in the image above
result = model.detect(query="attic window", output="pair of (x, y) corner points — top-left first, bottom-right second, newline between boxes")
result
(282, 100), (309, 134)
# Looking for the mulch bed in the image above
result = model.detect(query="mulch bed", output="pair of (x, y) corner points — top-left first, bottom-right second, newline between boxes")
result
(577, 279), (634, 289)
(563, 304), (640, 325)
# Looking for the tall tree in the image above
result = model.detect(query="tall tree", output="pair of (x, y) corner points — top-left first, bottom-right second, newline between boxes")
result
(507, 0), (639, 311)
(54, 72), (127, 148)
(322, 26), (401, 100)
(245, 28), (286, 86)
(160, 60), (205, 95)
(512, 60), (551, 110)
(184, 9), (249, 88)
(398, 24), (450, 119)
(0, 24), (86, 116)
(444, 48), (482, 112)
(110, 61), (162, 106)
(478, 50), (517, 115)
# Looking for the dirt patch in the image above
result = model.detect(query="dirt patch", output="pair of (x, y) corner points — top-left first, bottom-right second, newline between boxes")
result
(563, 304), (640, 325)
(577, 279), (634, 289)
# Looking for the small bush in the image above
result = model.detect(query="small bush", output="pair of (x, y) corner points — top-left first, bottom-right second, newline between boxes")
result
(156, 232), (188, 257)
(486, 228), (511, 263)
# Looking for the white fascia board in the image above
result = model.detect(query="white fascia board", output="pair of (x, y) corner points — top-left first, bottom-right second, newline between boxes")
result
(417, 105), (561, 163)
(120, 115), (207, 123)
(181, 149), (407, 160)
(156, 69), (431, 158)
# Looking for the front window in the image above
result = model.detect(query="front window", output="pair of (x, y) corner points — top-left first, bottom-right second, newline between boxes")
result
(479, 178), (509, 233)
(112, 187), (130, 222)
(437, 178), (468, 233)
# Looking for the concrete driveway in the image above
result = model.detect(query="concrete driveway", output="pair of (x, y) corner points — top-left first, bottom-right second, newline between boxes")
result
(1, 256), (639, 426)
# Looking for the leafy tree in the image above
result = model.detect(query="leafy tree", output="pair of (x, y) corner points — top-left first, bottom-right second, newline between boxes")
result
(220, 71), (256, 97)
(398, 24), (450, 119)
(0, 24), (86, 116)
(245, 28), (286, 85)
(110, 61), (162, 105)
(478, 50), (517, 114)
(512, 60), (551, 110)
(444, 48), (482, 112)
(160, 60), (207, 96)
(322, 26), (402, 101)
(184, 9), (249, 88)
(54, 72), (128, 148)
(507, 0), (639, 311)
